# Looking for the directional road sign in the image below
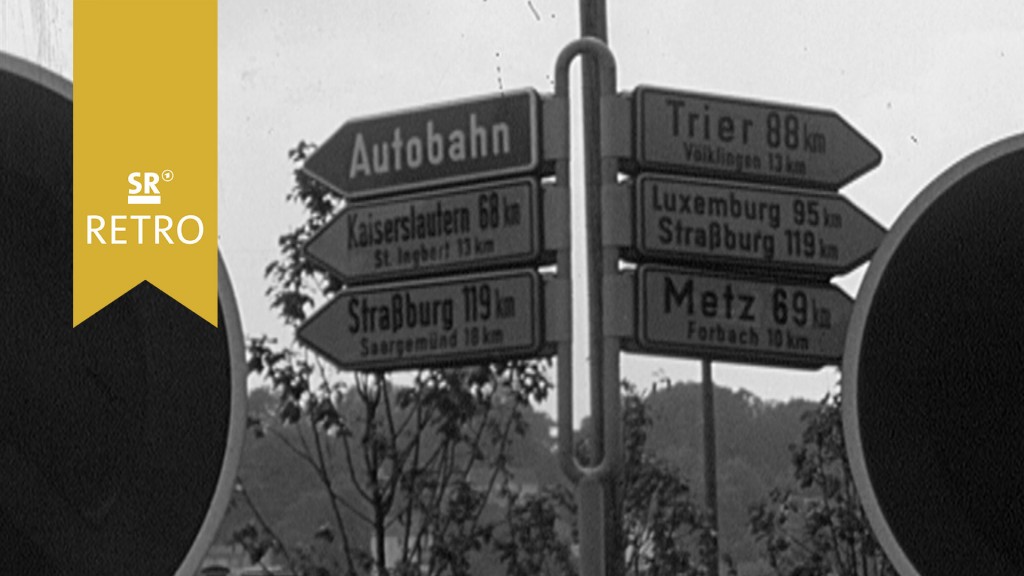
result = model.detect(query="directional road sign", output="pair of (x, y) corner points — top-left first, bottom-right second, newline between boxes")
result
(631, 86), (881, 190)
(303, 89), (544, 199)
(298, 269), (547, 371)
(306, 178), (548, 284)
(632, 174), (886, 276)
(632, 265), (852, 368)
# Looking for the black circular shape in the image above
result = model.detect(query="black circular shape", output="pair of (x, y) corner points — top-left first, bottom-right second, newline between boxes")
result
(1, 54), (245, 576)
(845, 136), (1024, 576)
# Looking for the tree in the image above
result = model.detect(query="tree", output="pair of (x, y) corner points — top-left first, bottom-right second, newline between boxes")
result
(619, 383), (714, 576)
(235, 141), (558, 576)
(748, 390), (896, 576)
(639, 381), (816, 566)
(233, 142), (732, 576)
(493, 484), (577, 576)
(568, 382), (715, 576)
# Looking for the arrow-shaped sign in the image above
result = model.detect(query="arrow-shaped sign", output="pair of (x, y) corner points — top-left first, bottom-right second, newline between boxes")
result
(303, 89), (544, 200)
(306, 179), (547, 284)
(631, 265), (852, 369)
(298, 270), (547, 371)
(631, 86), (881, 190)
(632, 174), (886, 277)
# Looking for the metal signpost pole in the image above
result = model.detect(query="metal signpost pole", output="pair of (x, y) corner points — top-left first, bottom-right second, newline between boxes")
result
(580, 0), (609, 463)
(702, 359), (719, 576)
(578, 4), (625, 576)
(577, 5), (618, 575)
(553, 37), (623, 576)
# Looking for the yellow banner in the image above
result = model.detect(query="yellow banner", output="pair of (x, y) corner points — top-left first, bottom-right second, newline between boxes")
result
(74, 0), (217, 326)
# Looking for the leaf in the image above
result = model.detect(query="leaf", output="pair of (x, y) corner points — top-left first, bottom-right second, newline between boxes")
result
(313, 523), (334, 543)
(279, 399), (301, 425)
(272, 290), (314, 322)
(246, 352), (264, 375)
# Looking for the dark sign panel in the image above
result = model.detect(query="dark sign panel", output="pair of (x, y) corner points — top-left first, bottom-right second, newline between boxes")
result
(303, 89), (543, 199)
(2, 52), (245, 576)
(633, 175), (886, 276)
(632, 86), (881, 190)
(298, 270), (547, 371)
(843, 134), (1024, 576)
(306, 179), (547, 283)
(633, 265), (852, 368)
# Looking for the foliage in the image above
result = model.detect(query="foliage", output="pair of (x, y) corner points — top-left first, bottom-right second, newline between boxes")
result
(227, 378), (822, 573)
(234, 141), (844, 576)
(748, 390), (896, 576)
(493, 485), (577, 576)
(236, 141), (558, 576)
(558, 382), (715, 576)
(577, 380), (815, 568)
(619, 383), (714, 576)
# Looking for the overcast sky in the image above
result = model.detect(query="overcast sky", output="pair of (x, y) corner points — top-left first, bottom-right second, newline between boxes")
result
(5, 0), (1024, 417)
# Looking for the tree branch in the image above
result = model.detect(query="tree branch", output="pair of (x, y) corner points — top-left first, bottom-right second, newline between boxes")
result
(234, 476), (297, 571)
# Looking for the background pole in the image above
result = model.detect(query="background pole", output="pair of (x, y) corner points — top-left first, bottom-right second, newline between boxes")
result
(702, 359), (720, 576)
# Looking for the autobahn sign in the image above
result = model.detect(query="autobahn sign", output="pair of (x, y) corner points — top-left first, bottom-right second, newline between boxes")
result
(298, 269), (547, 371)
(303, 89), (544, 199)
(631, 86), (881, 190)
(632, 265), (852, 368)
(633, 174), (886, 276)
(305, 178), (548, 284)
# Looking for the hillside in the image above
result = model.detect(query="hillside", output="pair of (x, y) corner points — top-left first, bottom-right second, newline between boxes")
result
(638, 382), (818, 564)
(215, 382), (821, 567)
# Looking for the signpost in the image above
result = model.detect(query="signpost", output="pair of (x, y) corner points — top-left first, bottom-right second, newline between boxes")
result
(298, 269), (546, 371)
(294, 38), (886, 576)
(633, 174), (886, 276)
(306, 178), (548, 283)
(632, 86), (881, 190)
(624, 82), (880, 576)
(303, 89), (545, 199)
(633, 265), (852, 368)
